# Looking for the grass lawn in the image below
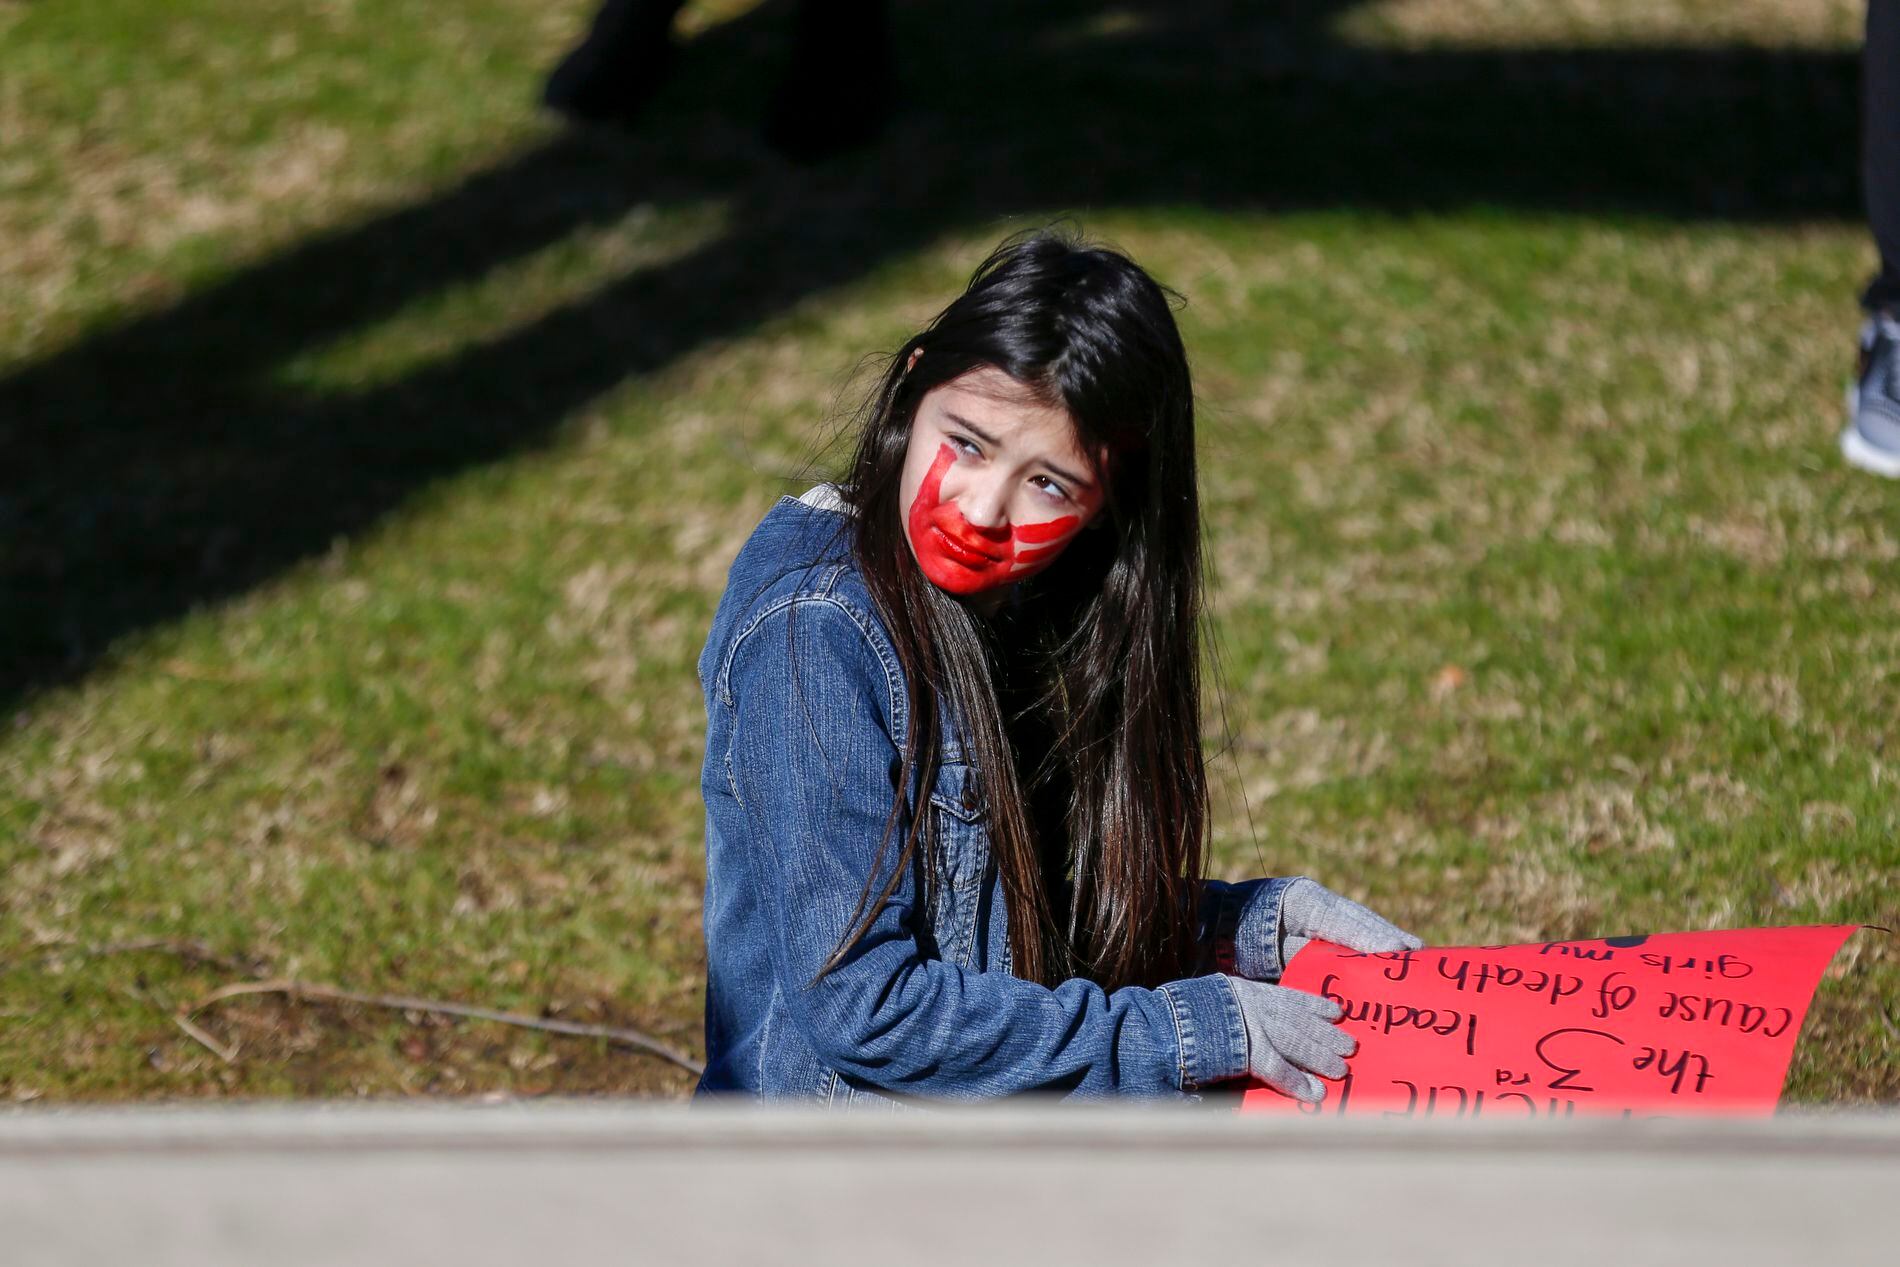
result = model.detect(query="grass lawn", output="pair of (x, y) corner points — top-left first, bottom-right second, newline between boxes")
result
(2, 0), (1893, 1103)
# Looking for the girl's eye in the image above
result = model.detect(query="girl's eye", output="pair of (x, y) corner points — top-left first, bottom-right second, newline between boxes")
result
(949, 434), (981, 456)
(1033, 475), (1071, 503)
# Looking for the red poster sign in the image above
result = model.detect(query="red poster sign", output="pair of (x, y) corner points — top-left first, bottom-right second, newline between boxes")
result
(1239, 925), (1858, 1118)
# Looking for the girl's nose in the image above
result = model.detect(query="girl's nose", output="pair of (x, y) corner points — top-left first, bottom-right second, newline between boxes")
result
(954, 477), (1010, 533)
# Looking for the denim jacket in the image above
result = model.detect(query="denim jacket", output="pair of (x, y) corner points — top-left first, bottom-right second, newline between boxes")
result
(694, 486), (1299, 1105)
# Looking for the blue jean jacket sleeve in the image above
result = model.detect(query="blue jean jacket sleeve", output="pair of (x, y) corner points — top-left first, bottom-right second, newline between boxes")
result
(724, 597), (1250, 1097)
(1197, 874), (1300, 981)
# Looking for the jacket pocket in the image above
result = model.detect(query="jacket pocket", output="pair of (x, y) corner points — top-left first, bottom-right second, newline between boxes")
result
(924, 761), (988, 969)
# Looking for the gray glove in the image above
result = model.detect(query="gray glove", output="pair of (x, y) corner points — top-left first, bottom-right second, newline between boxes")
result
(1279, 877), (1423, 966)
(1228, 976), (1355, 1104)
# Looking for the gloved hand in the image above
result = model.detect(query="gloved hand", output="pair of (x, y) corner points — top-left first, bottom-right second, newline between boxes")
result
(1279, 877), (1422, 966)
(1227, 976), (1355, 1104)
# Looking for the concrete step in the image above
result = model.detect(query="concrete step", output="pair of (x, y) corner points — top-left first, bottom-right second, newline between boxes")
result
(4, 1102), (1896, 1266)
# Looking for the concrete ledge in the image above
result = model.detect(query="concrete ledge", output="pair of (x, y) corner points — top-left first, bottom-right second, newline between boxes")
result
(5, 1102), (1897, 1266)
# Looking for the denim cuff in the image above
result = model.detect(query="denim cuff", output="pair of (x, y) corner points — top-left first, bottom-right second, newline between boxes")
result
(1157, 975), (1250, 1092)
(1197, 877), (1262, 975)
(1233, 874), (1302, 981)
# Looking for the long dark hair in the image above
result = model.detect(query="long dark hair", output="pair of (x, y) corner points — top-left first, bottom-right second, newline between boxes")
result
(810, 226), (1208, 992)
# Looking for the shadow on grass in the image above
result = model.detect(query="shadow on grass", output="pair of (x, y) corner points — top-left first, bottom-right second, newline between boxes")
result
(0, 0), (1861, 713)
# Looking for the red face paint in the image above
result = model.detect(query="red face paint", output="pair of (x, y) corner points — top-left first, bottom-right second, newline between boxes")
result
(905, 442), (1085, 596)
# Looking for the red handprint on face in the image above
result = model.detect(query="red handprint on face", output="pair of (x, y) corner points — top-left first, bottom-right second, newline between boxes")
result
(906, 443), (1083, 595)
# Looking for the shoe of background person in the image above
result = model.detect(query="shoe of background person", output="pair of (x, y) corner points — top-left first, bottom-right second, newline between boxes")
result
(1842, 309), (1900, 478)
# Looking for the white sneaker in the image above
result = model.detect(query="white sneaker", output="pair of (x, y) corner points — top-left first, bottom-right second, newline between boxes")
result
(1842, 311), (1900, 478)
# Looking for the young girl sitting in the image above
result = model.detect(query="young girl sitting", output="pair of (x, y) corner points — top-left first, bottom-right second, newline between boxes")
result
(694, 229), (1421, 1105)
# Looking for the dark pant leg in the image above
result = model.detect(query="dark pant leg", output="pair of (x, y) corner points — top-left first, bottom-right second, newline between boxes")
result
(1865, 0), (1900, 310)
(542, 0), (688, 118)
(763, 0), (894, 159)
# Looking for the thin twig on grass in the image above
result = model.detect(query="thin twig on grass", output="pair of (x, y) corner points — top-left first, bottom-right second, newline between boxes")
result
(180, 978), (705, 1078)
(173, 1012), (240, 1064)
